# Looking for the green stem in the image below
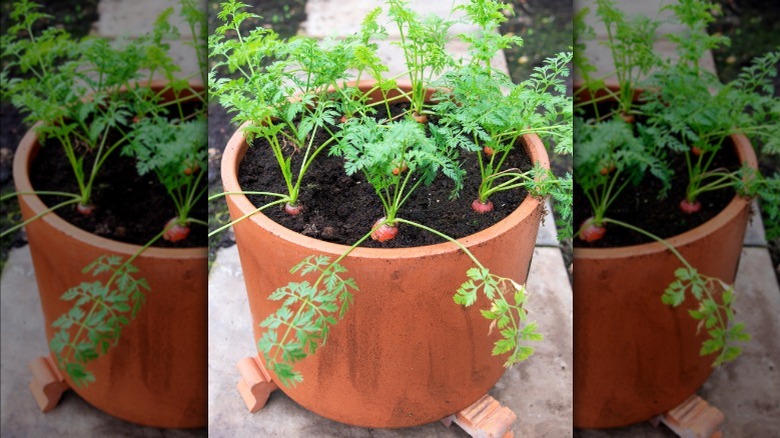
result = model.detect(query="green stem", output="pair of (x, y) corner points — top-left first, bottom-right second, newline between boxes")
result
(208, 199), (288, 237)
(1, 198), (81, 238)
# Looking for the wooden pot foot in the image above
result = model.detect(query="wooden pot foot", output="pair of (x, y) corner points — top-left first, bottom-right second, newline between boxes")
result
(650, 394), (724, 438)
(441, 394), (517, 438)
(236, 356), (278, 413)
(28, 356), (69, 413)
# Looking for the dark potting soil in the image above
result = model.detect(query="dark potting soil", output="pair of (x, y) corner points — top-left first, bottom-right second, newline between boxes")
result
(573, 135), (741, 249)
(29, 115), (208, 249)
(237, 103), (533, 249)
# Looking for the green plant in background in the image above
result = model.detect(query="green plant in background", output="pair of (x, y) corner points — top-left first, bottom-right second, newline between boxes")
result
(574, 0), (779, 365)
(210, 0), (571, 386)
(0, 0), (207, 385)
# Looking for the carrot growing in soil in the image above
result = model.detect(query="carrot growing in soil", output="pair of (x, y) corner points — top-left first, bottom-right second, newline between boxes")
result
(124, 112), (208, 241)
(639, 50), (780, 218)
(434, 50), (573, 217)
(0, 0), (185, 218)
(332, 117), (463, 242)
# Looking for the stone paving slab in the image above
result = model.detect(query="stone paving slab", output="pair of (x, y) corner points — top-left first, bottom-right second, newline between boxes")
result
(96, 0), (194, 38)
(0, 247), (206, 437)
(577, 38), (716, 85)
(744, 200), (768, 247)
(576, 247), (780, 437)
(207, 244), (573, 437)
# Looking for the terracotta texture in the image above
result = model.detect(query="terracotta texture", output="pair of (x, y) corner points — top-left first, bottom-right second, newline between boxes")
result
(13, 82), (207, 428)
(221, 81), (548, 428)
(573, 133), (757, 428)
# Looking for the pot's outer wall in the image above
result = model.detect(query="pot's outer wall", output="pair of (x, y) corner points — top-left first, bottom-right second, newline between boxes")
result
(573, 134), (757, 428)
(222, 82), (548, 428)
(13, 83), (208, 428)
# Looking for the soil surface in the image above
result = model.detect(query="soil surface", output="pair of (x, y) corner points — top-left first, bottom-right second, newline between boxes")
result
(30, 134), (207, 248)
(236, 104), (532, 248)
(573, 139), (740, 248)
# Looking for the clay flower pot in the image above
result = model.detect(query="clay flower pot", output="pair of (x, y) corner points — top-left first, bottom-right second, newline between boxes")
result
(221, 82), (549, 428)
(572, 124), (758, 426)
(12, 81), (207, 428)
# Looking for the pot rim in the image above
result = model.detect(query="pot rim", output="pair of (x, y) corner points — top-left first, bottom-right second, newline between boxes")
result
(221, 80), (550, 259)
(574, 134), (757, 260)
(12, 80), (206, 259)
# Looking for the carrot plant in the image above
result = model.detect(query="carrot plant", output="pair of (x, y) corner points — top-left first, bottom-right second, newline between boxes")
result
(123, 0), (209, 241)
(435, 52), (573, 219)
(1, 0), (202, 226)
(332, 117), (463, 241)
(3, 2), (131, 215)
(124, 105), (208, 241)
(413, 0), (572, 227)
(1, 0), (207, 385)
(209, 0), (390, 215)
(574, 117), (667, 241)
(387, 0), (455, 121)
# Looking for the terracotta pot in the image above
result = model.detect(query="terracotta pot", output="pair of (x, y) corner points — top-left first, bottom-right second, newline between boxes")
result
(13, 81), (207, 428)
(572, 85), (758, 427)
(221, 81), (549, 428)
